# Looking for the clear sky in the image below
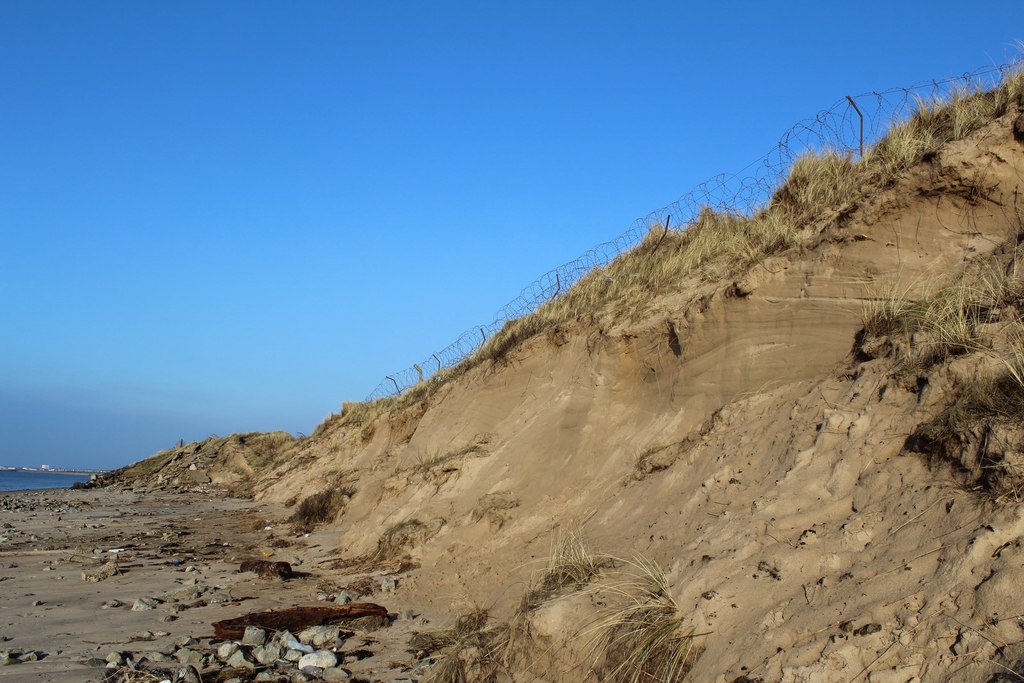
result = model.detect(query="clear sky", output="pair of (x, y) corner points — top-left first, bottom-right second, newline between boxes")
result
(1, 2), (1020, 470)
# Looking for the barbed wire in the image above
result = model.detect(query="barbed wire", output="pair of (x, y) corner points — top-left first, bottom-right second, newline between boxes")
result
(365, 62), (1018, 402)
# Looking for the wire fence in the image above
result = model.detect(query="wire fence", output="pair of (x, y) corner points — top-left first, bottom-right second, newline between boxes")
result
(365, 61), (1020, 402)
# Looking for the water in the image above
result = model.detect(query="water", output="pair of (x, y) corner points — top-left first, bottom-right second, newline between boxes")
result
(0, 470), (92, 493)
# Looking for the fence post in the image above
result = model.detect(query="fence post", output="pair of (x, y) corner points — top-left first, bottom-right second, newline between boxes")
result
(554, 273), (561, 296)
(433, 354), (442, 372)
(386, 375), (400, 394)
(845, 96), (864, 159)
(479, 327), (486, 344)
(651, 214), (671, 254)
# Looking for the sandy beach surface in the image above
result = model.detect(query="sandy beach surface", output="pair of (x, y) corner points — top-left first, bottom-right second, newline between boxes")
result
(0, 486), (429, 683)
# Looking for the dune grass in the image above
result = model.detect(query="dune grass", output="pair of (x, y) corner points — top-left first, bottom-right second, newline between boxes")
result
(587, 555), (701, 682)
(317, 67), (1024, 437)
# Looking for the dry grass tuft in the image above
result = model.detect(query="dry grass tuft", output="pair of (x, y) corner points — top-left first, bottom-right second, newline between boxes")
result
(289, 483), (356, 532)
(424, 609), (503, 683)
(518, 526), (606, 614)
(333, 518), (442, 572)
(588, 555), (702, 683)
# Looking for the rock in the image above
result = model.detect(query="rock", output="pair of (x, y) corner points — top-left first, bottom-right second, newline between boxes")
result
(16, 651), (38, 663)
(289, 673), (312, 683)
(298, 650), (337, 669)
(239, 559), (292, 579)
(274, 630), (296, 646)
(380, 576), (397, 592)
(284, 639), (313, 654)
(253, 642), (282, 666)
(255, 673), (286, 682)
(100, 599), (124, 609)
(105, 652), (124, 666)
(31, 600), (43, 606)
(0, 651), (18, 666)
(242, 626), (267, 646)
(226, 648), (256, 670)
(131, 596), (161, 611)
(322, 667), (351, 681)
(177, 667), (203, 683)
(334, 590), (359, 605)
(82, 561), (119, 583)
(297, 625), (338, 646)
(310, 626), (340, 648)
(300, 667), (324, 678)
(176, 636), (197, 647)
(176, 648), (204, 667)
(142, 651), (173, 663)
(217, 642), (240, 661)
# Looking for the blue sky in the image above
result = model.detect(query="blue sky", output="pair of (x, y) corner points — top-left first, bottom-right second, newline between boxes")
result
(1, 2), (1021, 469)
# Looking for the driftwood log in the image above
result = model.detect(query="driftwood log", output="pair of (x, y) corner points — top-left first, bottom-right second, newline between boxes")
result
(212, 603), (389, 639)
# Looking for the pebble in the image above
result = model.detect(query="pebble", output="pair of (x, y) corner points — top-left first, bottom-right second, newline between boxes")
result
(242, 626), (267, 646)
(297, 625), (338, 647)
(334, 590), (359, 605)
(253, 642), (282, 665)
(322, 667), (351, 681)
(380, 576), (398, 592)
(217, 642), (240, 660)
(298, 650), (337, 669)
(226, 648), (256, 670)
(131, 596), (160, 611)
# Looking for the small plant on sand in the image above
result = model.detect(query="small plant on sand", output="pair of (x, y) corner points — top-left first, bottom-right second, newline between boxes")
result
(288, 484), (356, 532)
(588, 555), (701, 683)
(519, 526), (606, 613)
(425, 609), (502, 683)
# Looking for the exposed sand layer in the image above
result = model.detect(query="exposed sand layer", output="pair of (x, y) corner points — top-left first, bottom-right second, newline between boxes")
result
(100, 101), (1024, 680)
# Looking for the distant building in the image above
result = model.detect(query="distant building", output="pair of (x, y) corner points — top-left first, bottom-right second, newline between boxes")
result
(41, 464), (51, 471)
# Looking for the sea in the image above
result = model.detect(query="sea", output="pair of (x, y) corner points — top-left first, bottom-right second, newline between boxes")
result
(0, 470), (92, 493)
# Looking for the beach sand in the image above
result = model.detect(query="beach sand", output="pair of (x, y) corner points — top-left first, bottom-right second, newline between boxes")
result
(0, 486), (427, 682)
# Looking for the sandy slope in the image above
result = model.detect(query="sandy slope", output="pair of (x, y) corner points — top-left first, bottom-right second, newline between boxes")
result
(105, 108), (1024, 682)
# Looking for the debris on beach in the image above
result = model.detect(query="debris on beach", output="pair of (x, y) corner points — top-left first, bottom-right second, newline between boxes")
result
(212, 603), (389, 639)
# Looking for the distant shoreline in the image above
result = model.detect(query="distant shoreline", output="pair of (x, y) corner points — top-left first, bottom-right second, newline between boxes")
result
(0, 467), (106, 476)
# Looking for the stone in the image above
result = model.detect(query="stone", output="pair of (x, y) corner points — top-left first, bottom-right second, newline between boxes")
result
(334, 590), (359, 605)
(177, 636), (197, 647)
(284, 639), (313, 654)
(242, 626), (267, 646)
(100, 599), (124, 609)
(311, 626), (340, 648)
(255, 673), (286, 682)
(31, 600), (43, 607)
(322, 667), (351, 681)
(16, 651), (38, 663)
(274, 629), (296, 645)
(131, 596), (160, 611)
(105, 652), (124, 666)
(143, 651), (173, 663)
(284, 649), (304, 662)
(379, 576), (397, 592)
(298, 650), (337, 669)
(226, 648), (256, 670)
(297, 625), (339, 646)
(217, 642), (240, 661)
(253, 642), (282, 666)
(82, 561), (119, 583)
(176, 648), (204, 667)
(290, 674), (312, 683)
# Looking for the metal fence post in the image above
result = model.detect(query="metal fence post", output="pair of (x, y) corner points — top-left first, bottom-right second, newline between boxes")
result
(845, 96), (864, 158)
